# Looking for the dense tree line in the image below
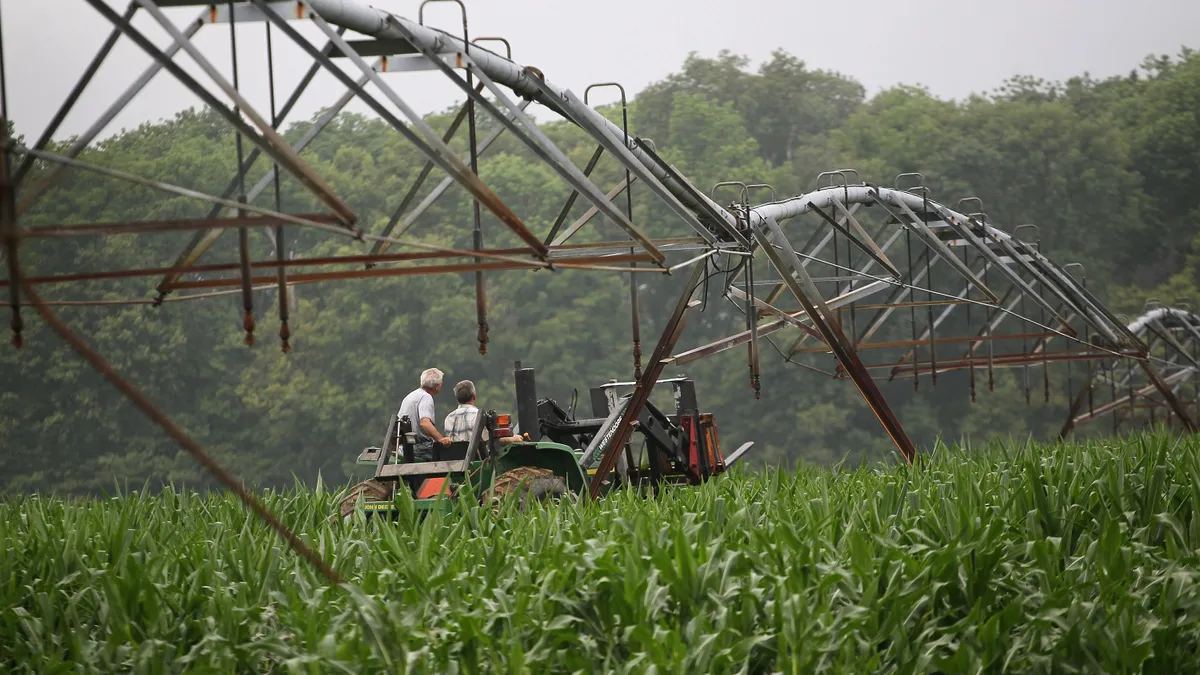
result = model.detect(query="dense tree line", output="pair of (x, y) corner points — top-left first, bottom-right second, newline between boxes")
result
(1, 47), (1197, 493)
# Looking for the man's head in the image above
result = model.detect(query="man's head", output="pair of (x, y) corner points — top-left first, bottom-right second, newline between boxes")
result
(420, 367), (444, 395)
(453, 380), (477, 405)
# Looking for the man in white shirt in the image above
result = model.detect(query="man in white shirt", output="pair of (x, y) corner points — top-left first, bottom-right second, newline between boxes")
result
(397, 367), (453, 461)
(443, 380), (524, 446)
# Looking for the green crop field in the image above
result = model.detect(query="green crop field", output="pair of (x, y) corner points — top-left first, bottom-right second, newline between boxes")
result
(4, 433), (1200, 673)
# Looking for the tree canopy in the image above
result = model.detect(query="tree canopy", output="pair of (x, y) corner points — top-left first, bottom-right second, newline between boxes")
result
(3, 47), (1198, 493)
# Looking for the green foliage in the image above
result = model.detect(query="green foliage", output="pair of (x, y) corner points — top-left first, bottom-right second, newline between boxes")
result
(2, 47), (1200, 492)
(4, 433), (1200, 671)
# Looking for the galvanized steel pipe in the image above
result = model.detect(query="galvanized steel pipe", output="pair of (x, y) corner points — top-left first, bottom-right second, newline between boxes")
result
(304, 0), (1134, 351)
(1126, 307), (1200, 336)
(303, 0), (735, 229)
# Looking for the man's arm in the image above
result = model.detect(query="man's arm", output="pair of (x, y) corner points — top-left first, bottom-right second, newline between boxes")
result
(420, 417), (452, 445)
(419, 417), (440, 440)
(419, 395), (451, 446)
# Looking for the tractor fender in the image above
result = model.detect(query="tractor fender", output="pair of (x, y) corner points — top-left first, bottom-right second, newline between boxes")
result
(490, 441), (588, 494)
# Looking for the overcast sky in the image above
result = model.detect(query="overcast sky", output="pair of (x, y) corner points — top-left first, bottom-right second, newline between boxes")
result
(2, 0), (1198, 143)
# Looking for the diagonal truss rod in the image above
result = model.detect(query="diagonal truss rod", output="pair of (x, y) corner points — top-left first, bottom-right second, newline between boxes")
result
(302, 0), (748, 247)
(587, 262), (706, 497)
(754, 215), (916, 463)
(378, 96), (530, 246)
(551, 176), (638, 247)
(866, 190), (996, 303)
(675, 279), (888, 364)
(375, 22), (666, 264)
(257, 1), (547, 257)
(7, 144), (564, 272)
(543, 145), (603, 246)
(825, 196), (900, 278)
(126, 0), (356, 226)
(19, 7), (205, 216)
(434, 48), (665, 263)
(894, 200), (1073, 331)
(369, 82), (495, 257)
(156, 33), (358, 299)
(759, 203), (861, 308)
(785, 224), (916, 356)
(18, 277), (343, 584)
(12, 2), (135, 187)
(524, 78), (729, 248)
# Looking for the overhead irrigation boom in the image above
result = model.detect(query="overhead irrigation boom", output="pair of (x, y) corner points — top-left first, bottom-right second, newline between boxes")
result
(1, 0), (1195, 581)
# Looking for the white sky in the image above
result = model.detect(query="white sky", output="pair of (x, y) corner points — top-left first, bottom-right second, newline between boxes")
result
(2, 0), (1198, 142)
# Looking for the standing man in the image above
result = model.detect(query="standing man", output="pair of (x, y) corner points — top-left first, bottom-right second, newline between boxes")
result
(444, 380), (525, 445)
(397, 367), (453, 461)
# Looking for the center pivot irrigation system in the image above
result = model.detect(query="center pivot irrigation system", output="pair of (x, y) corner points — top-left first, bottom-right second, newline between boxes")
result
(2, 0), (1196, 583)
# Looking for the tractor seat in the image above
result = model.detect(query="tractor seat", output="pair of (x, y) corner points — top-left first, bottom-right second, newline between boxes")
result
(433, 440), (470, 462)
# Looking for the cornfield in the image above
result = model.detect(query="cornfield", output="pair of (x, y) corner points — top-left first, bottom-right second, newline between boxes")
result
(4, 433), (1200, 673)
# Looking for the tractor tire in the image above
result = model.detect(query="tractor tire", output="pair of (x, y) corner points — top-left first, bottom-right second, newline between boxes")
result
(337, 479), (393, 522)
(484, 467), (568, 511)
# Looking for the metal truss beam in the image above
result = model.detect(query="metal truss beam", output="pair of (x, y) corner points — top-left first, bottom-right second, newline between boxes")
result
(126, 0), (356, 226)
(256, 1), (547, 257)
(753, 215), (917, 464)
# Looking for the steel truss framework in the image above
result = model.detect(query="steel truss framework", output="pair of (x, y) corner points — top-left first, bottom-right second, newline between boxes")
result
(1, 0), (1192, 582)
(1060, 305), (1200, 437)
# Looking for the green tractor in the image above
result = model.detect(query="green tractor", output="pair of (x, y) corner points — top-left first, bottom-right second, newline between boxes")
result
(338, 362), (754, 519)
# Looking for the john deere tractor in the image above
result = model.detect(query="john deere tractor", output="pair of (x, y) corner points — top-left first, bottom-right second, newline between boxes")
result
(338, 362), (753, 519)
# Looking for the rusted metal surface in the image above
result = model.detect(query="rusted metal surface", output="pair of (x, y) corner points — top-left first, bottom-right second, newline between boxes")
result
(109, 0), (358, 227)
(543, 145), (605, 247)
(588, 262), (707, 498)
(297, 6), (550, 258)
(790, 332), (1063, 355)
(1, 239), (711, 290)
(886, 349), (1144, 375)
(4, 284), (284, 308)
(751, 216), (918, 464)
(19, 278), (343, 584)
(1057, 307), (1200, 435)
(18, 213), (342, 238)
(367, 81), (486, 259)
(167, 254), (656, 291)
(1, 120), (21, 347)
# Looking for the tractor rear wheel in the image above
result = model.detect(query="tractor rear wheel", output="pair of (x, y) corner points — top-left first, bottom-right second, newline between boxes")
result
(337, 479), (393, 522)
(484, 467), (567, 511)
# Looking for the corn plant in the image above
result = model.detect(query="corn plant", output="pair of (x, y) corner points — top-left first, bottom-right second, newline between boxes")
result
(3, 431), (1200, 673)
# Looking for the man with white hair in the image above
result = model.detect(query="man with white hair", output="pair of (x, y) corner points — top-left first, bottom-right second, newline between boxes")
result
(396, 367), (452, 461)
